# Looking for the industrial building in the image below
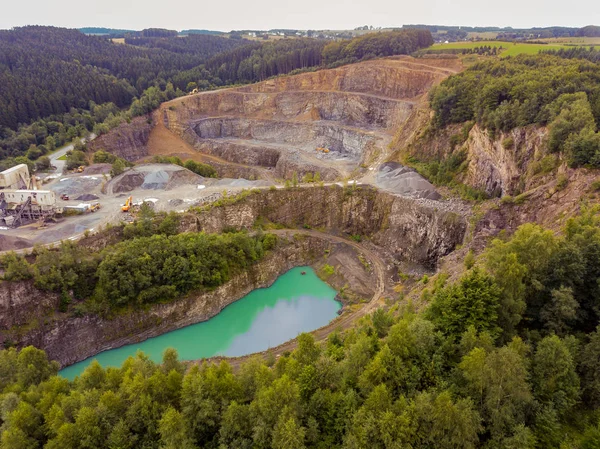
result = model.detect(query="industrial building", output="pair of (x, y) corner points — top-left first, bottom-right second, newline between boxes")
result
(0, 165), (60, 228)
(0, 164), (31, 190)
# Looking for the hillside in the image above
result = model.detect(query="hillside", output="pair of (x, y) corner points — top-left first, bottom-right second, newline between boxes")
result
(88, 56), (460, 184)
(0, 26), (245, 130)
(3, 27), (600, 449)
(0, 28), (434, 164)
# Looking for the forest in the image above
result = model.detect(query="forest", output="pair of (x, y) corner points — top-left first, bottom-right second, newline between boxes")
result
(429, 54), (600, 166)
(0, 27), (433, 163)
(1, 209), (600, 448)
(1, 223), (276, 315)
(0, 26), (245, 130)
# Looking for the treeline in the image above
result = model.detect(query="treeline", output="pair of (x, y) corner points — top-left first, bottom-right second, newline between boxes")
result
(124, 34), (237, 57)
(1, 229), (276, 314)
(578, 25), (600, 37)
(206, 39), (325, 84)
(321, 29), (434, 65)
(0, 26), (245, 131)
(205, 29), (434, 85)
(429, 54), (600, 166)
(543, 46), (600, 64)
(2, 210), (600, 448)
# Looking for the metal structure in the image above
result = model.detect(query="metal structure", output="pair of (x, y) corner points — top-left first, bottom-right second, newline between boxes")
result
(0, 190), (58, 228)
(0, 164), (31, 190)
(0, 165), (61, 228)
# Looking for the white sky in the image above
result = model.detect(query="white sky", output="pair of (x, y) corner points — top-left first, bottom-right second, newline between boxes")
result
(1, 0), (598, 31)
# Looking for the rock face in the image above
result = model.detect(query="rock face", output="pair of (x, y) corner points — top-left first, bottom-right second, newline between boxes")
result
(396, 123), (548, 197)
(184, 186), (466, 268)
(0, 236), (330, 367)
(87, 116), (153, 162)
(0, 282), (59, 331)
(156, 57), (457, 179)
(462, 126), (547, 196)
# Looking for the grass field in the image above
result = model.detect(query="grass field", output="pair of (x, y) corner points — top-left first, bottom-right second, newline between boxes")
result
(57, 154), (67, 161)
(531, 37), (600, 45)
(428, 40), (600, 57)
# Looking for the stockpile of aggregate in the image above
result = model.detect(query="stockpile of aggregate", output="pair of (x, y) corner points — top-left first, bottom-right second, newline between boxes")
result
(51, 176), (103, 196)
(109, 164), (204, 193)
(76, 194), (99, 201)
(0, 235), (32, 251)
(375, 162), (441, 200)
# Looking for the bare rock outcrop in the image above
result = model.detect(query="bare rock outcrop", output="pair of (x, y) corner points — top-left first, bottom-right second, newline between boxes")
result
(1, 236), (329, 366)
(87, 116), (153, 162)
(184, 186), (466, 268)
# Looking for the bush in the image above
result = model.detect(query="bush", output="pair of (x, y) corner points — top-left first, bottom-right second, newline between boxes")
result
(464, 250), (475, 269)
(502, 136), (515, 150)
(35, 156), (51, 171)
(319, 264), (335, 280)
(92, 150), (117, 164)
(110, 158), (126, 177)
(65, 149), (88, 170)
(183, 160), (217, 178)
(1, 253), (32, 281)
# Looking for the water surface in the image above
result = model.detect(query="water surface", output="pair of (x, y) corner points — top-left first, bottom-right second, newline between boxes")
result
(60, 266), (339, 379)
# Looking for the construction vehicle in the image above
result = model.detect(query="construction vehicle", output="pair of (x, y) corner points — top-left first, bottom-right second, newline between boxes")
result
(316, 147), (330, 154)
(90, 202), (101, 212)
(60, 194), (69, 201)
(121, 196), (133, 212)
(76, 166), (85, 173)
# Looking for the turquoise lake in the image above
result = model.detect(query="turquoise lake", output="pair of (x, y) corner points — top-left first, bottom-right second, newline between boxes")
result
(59, 266), (340, 379)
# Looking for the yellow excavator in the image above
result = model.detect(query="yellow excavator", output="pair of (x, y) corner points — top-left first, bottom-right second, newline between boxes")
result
(121, 196), (133, 212)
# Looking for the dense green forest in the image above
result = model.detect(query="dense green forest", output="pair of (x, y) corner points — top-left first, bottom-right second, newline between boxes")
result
(1, 210), (600, 448)
(429, 54), (600, 166)
(544, 46), (600, 64)
(205, 29), (432, 86)
(1, 225), (276, 315)
(0, 85), (179, 165)
(0, 26), (245, 130)
(0, 27), (433, 163)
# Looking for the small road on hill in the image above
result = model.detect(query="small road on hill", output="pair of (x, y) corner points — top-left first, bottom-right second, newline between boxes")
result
(200, 228), (388, 369)
(43, 134), (97, 177)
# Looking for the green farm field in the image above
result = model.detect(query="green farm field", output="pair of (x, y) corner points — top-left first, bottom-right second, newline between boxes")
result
(429, 40), (600, 56)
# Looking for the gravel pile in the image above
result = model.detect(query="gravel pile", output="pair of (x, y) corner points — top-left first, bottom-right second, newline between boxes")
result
(0, 235), (32, 251)
(76, 194), (99, 201)
(375, 162), (441, 200)
(142, 170), (169, 190)
(51, 176), (103, 196)
(110, 165), (204, 192)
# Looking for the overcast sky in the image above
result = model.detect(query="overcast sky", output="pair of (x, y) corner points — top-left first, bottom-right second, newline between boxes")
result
(1, 0), (598, 31)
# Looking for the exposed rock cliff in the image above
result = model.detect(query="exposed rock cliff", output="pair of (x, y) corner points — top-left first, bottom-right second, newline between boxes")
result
(396, 122), (550, 197)
(0, 236), (331, 366)
(87, 116), (152, 162)
(183, 186), (467, 268)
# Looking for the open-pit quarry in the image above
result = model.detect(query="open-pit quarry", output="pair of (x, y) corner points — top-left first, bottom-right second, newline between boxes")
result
(155, 57), (460, 184)
(0, 56), (472, 371)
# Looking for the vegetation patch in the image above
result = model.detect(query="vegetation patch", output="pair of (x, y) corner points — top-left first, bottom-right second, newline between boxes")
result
(1, 227), (277, 316)
(430, 54), (600, 167)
